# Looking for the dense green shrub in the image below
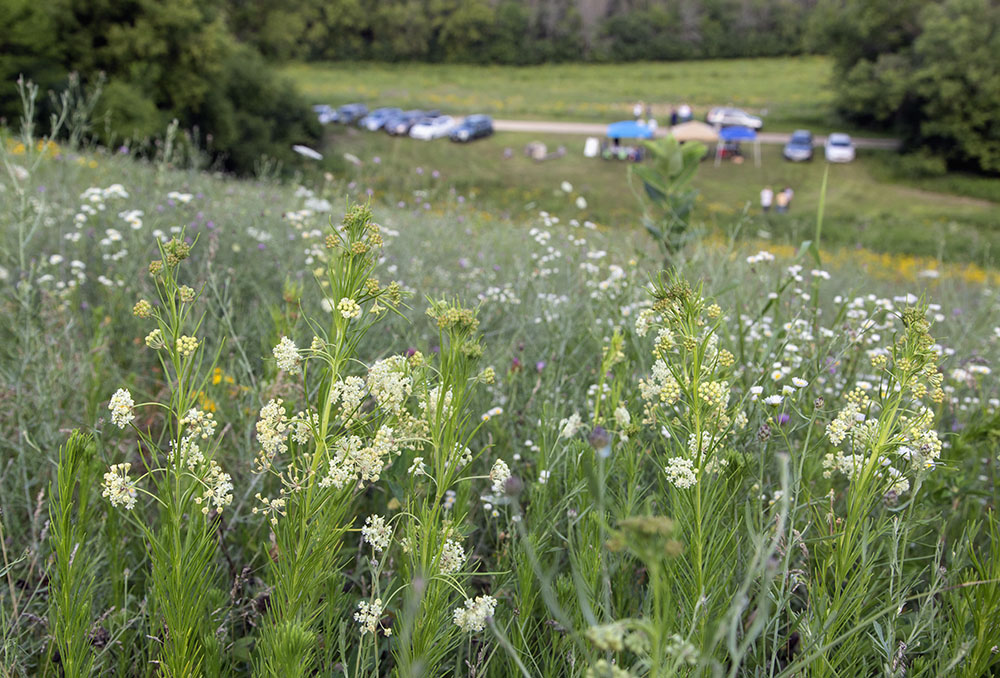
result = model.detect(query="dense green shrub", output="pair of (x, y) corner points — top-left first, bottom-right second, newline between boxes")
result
(0, 0), (320, 175)
(818, 0), (1000, 174)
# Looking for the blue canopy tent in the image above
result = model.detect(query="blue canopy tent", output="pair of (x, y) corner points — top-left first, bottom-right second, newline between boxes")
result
(606, 120), (654, 140)
(714, 125), (760, 167)
(603, 120), (654, 161)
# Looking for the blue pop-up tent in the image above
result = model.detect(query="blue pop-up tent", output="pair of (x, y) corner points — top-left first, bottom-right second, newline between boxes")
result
(607, 120), (654, 140)
(714, 125), (760, 167)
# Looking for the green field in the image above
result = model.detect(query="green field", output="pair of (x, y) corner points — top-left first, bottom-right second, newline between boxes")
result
(320, 127), (999, 265)
(284, 56), (853, 133)
(4, 138), (1000, 676)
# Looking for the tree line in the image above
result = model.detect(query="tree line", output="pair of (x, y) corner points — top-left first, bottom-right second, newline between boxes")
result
(226, 0), (821, 64)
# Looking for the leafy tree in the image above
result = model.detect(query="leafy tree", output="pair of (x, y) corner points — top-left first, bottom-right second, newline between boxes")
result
(0, 0), (319, 174)
(910, 0), (1000, 172)
(819, 0), (1000, 174)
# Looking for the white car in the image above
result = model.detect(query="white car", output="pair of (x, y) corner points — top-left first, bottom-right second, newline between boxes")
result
(706, 107), (763, 130)
(825, 133), (856, 163)
(409, 116), (456, 140)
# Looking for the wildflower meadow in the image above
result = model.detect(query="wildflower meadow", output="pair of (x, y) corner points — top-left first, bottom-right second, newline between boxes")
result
(2, 90), (1000, 678)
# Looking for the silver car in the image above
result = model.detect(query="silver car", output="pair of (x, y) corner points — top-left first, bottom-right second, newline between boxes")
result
(706, 107), (763, 130)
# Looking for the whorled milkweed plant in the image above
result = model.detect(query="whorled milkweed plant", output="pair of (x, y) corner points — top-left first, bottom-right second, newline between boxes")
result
(804, 303), (946, 676)
(250, 203), (497, 676)
(101, 234), (233, 676)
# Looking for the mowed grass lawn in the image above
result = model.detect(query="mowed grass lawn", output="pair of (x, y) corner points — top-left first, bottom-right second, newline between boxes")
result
(285, 56), (853, 133)
(321, 127), (1000, 265)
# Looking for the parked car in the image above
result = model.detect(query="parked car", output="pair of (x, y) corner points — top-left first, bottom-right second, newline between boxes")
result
(409, 115), (457, 140)
(313, 104), (337, 125)
(384, 110), (433, 136)
(783, 130), (814, 162)
(824, 133), (856, 163)
(359, 107), (403, 131)
(449, 115), (494, 142)
(336, 103), (368, 125)
(706, 107), (763, 130)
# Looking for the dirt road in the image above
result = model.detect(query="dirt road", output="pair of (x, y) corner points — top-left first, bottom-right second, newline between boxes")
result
(492, 119), (901, 150)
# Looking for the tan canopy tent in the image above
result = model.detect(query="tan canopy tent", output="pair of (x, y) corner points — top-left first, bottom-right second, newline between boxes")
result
(669, 121), (719, 143)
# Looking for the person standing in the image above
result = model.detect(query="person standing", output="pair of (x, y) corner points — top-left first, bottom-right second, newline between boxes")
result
(783, 186), (794, 210)
(634, 102), (644, 120)
(760, 186), (774, 213)
(670, 107), (679, 126)
(775, 189), (789, 213)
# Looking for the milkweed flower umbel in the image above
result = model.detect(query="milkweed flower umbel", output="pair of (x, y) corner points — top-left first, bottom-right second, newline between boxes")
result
(338, 297), (362, 320)
(108, 388), (135, 428)
(272, 336), (301, 373)
(489, 459), (511, 494)
(361, 514), (391, 552)
(102, 463), (137, 509)
(453, 595), (497, 633)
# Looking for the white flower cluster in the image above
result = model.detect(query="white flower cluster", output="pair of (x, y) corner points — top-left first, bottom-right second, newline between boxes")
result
(319, 425), (400, 489)
(180, 408), (217, 440)
(367, 356), (411, 414)
(355, 599), (384, 636)
(559, 412), (583, 439)
(439, 538), (465, 574)
(197, 460), (234, 514)
(102, 463), (137, 510)
(330, 376), (367, 425)
(489, 459), (511, 495)
(108, 388), (135, 429)
(664, 457), (698, 489)
(256, 399), (290, 468)
(362, 514), (391, 552)
(272, 336), (301, 374)
(453, 595), (497, 633)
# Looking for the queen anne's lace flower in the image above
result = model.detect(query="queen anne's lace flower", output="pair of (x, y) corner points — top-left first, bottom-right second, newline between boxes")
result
(109, 388), (135, 429)
(272, 336), (301, 373)
(453, 595), (497, 633)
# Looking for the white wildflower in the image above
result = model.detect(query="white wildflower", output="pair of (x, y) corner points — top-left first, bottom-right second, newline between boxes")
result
(108, 388), (135, 429)
(102, 463), (137, 509)
(272, 336), (301, 373)
(490, 459), (511, 494)
(362, 514), (392, 552)
(453, 595), (497, 633)
(439, 538), (465, 574)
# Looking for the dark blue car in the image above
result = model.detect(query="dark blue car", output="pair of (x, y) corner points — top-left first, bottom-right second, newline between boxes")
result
(336, 103), (369, 125)
(384, 110), (437, 136)
(359, 107), (403, 132)
(449, 115), (493, 142)
(783, 130), (814, 162)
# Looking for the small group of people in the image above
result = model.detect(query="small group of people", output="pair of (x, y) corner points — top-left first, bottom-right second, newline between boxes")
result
(760, 186), (794, 213)
(632, 101), (694, 128)
(601, 137), (645, 162)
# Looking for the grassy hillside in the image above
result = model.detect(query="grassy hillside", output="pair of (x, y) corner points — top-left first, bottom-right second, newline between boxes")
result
(318, 128), (1000, 266)
(2, 137), (999, 676)
(283, 56), (843, 133)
